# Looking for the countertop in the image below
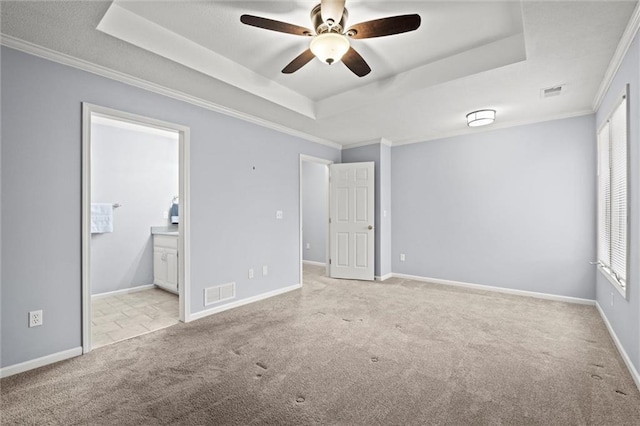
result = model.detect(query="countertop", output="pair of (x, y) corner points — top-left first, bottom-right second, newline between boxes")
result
(151, 226), (179, 236)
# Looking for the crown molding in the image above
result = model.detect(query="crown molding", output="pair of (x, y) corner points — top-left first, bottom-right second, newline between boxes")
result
(0, 34), (342, 151)
(592, 2), (640, 111)
(97, 2), (316, 119)
(342, 137), (394, 150)
(392, 109), (594, 147)
(342, 110), (594, 150)
(342, 139), (383, 150)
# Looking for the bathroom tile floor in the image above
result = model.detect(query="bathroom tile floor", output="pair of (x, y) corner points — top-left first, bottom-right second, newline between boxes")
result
(91, 288), (179, 349)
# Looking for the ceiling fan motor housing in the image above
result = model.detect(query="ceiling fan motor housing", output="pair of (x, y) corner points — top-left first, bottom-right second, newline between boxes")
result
(311, 3), (348, 34)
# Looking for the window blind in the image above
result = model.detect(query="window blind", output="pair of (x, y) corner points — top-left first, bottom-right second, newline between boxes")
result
(610, 96), (627, 286)
(597, 93), (627, 290)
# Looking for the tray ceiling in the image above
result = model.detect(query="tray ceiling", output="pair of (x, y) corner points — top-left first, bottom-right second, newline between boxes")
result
(1, 1), (637, 145)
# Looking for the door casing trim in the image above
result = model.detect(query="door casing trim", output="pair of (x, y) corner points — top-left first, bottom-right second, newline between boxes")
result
(81, 103), (192, 354)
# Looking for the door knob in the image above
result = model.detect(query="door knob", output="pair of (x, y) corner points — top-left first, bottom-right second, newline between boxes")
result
(368, 225), (373, 230)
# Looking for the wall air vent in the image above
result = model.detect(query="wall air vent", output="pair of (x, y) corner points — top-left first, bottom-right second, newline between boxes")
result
(204, 282), (236, 306)
(541, 85), (564, 98)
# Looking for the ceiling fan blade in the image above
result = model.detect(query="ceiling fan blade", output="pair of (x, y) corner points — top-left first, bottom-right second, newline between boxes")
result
(321, 0), (346, 25)
(240, 15), (313, 36)
(342, 47), (371, 77)
(346, 14), (421, 39)
(282, 49), (316, 74)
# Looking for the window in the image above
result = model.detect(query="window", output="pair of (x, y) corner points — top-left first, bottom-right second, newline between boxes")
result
(597, 88), (628, 296)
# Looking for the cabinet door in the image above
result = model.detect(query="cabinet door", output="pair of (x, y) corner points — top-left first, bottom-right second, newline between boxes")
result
(166, 249), (178, 291)
(154, 248), (167, 286)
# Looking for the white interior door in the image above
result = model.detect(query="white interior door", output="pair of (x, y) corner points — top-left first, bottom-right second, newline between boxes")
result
(329, 162), (375, 280)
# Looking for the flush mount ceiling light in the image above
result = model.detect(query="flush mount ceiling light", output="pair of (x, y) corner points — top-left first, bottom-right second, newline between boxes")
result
(466, 109), (496, 127)
(310, 32), (350, 65)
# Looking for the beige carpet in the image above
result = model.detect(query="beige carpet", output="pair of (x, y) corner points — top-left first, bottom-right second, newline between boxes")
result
(2, 265), (639, 425)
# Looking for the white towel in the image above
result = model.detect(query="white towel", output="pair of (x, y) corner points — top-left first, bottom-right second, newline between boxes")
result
(91, 203), (114, 233)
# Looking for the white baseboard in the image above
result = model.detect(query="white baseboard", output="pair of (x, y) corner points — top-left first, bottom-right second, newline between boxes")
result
(392, 273), (596, 306)
(375, 273), (393, 281)
(302, 260), (326, 267)
(92, 284), (156, 299)
(187, 283), (302, 322)
(596, 302), (640, 391)
(0, 346), (83, 379)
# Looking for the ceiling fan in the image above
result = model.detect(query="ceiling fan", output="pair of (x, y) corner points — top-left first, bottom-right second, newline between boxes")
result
(240, 0), (421, 77)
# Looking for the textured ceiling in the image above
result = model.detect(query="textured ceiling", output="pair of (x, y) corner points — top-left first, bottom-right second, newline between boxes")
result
(1, 1), (637, 146)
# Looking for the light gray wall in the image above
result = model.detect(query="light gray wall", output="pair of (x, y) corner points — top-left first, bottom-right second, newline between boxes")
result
(90, 122), (178, 295)
(0, 46), (340, 368)
(302, 161), (327, 264)
(595, 32), (639, 373)
(391, 114), (597, 300)
(342, 144), (384, 277)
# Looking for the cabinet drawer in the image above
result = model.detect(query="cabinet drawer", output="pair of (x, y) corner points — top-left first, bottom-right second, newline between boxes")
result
(154, 235), (178, 249)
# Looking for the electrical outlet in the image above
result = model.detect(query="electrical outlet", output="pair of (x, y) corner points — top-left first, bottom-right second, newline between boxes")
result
(262, 265), (268, 276)
(276, 210), (283, 219)
(163, 211), (169, 219)
(248, 268), (254, 279)
(400, 253), (406, 262)
(306, 243), (310, 249)
(29, 310), (43, 328)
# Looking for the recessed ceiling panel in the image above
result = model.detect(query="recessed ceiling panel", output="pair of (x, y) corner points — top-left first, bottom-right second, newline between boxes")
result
(97, 2), (317, 118)
(98, 1), (526, 117)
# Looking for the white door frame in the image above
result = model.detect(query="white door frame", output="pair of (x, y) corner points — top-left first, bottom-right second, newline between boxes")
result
(299, 154), (333, 284)
(81, 103), (191, 354)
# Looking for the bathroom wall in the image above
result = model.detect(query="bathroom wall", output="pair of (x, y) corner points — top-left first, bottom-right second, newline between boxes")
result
(90, 120), (179, 295)
(302, 161), (328, 264)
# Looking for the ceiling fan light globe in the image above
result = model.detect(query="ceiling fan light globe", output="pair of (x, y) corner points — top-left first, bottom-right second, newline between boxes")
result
(310, 33), (350, 65)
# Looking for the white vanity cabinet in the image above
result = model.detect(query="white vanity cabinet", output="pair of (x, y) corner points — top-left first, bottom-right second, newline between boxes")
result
(153, 234), (178, 294)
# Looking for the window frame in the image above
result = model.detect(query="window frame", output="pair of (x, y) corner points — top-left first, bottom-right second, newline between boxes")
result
(596, 85), (630, 298)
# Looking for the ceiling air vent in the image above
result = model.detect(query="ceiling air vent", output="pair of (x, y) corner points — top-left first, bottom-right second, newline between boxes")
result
(541, 85), (564, 98)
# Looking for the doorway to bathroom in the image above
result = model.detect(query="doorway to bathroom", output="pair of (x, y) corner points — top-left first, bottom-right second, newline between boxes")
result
(299, 155), (331, 284)
(81, 104), (191, 353)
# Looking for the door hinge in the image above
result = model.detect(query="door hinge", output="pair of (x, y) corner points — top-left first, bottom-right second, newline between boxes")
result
(329, 218), (332, 224)
(329, 259), (331, 265)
